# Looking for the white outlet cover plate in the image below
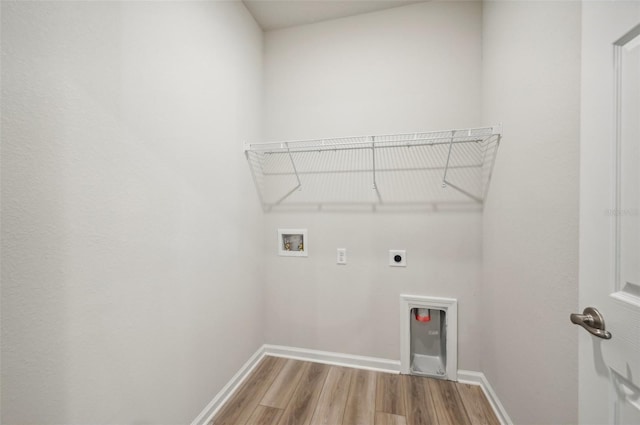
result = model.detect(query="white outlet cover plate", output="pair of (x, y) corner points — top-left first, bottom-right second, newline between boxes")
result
(389, 250), (406, 267)
(337, 248), (347, 265)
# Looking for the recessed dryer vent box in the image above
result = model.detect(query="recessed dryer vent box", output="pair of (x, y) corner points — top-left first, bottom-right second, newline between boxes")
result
(400, 295), (458, 381)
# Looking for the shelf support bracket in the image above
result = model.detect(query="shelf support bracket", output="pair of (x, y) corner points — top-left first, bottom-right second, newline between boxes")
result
(442, 132), (454, 188)
(444, 181), (483, 204)
(273, 142), (302, 206)
(286, 143), (302, 190)
(482, 134), (501, 201)
(441, 130), (483, 204)
(371, 137), (382, 203)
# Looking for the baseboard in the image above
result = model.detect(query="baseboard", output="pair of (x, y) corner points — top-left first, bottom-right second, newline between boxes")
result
(263, 344), (401, 374)
(190, 345), (266, 425)
(192, 345), (510, 425)
(458, 370), (513, 425)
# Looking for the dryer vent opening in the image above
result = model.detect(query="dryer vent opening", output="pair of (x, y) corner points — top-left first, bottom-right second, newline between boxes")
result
(400, 295), (457, 381)
(410, 308), (447, 378)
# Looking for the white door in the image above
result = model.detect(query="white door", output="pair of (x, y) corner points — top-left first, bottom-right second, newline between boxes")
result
(580, 2), (640, 424)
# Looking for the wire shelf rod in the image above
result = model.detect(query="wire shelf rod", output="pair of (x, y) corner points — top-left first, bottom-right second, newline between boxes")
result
(248, 137), (488, 154)
(257, 139), (489, 156)
(261, 164), (483, 177)
(246, 126), (497, 149)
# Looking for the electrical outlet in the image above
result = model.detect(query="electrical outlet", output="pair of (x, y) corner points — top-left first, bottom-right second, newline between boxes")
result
(337, 248), (347, 265)
(389, 250), (406, 267)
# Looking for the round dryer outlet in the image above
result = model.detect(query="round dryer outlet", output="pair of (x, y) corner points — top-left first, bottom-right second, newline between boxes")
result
(389, 250), (406, 267)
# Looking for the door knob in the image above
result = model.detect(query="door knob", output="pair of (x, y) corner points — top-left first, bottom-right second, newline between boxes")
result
(570, 307), (612, 340)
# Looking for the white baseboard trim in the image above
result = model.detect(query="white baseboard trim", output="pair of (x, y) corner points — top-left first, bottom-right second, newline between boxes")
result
(190, 345), (266, 425)
(192, 345), (510, 425)
(458, 370), (513, 425)
(263, 344), (401, 374)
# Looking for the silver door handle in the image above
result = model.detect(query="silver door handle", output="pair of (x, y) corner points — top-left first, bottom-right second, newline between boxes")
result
(570, 307), (612, 340)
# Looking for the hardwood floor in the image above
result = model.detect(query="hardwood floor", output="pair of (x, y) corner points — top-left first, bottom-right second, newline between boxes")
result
(210, 356), (500, 425)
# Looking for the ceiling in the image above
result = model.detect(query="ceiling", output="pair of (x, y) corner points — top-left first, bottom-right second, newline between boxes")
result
(242, 0), (426, 31)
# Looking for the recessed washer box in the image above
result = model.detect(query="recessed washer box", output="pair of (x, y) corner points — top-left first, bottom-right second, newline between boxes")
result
(389, 250), (406, 267)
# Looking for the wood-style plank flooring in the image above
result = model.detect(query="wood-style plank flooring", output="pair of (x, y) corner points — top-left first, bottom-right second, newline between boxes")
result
(210, 356), (500, 425)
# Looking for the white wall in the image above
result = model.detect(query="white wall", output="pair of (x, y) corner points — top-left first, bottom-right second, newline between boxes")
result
(480, 2), (581, 424)
(0, 2), (264, 423)
(262, 2), (484, 370)
(1, 1), (588, 423)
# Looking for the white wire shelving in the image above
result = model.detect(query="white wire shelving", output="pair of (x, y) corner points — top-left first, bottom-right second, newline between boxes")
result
(244, 126), (501, 212)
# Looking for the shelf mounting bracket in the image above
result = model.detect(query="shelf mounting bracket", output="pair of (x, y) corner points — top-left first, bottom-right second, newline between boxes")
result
(371, 136), (382, 203)
(272, 142), (302, 206)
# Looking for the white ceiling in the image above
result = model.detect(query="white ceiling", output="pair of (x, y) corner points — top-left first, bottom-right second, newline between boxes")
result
(242, 0), (426, 31)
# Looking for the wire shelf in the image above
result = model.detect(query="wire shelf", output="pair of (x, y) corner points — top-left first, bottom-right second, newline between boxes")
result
(244, 126), (501, 212)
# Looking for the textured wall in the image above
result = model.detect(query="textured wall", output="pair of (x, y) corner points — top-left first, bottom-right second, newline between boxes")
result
(1, 2), (264, 423)
(262, 2), (484, 371)
(480, 2), (581, 423)
(1, 1), (588, 423)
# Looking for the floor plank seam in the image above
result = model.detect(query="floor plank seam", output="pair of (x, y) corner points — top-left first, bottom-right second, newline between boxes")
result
(334, 368), (353, 425)
(306, 365), (330, 425)
(278, 362), (309, 424)
(340, 369), (357, 425)
(454, 385), (474, 425)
